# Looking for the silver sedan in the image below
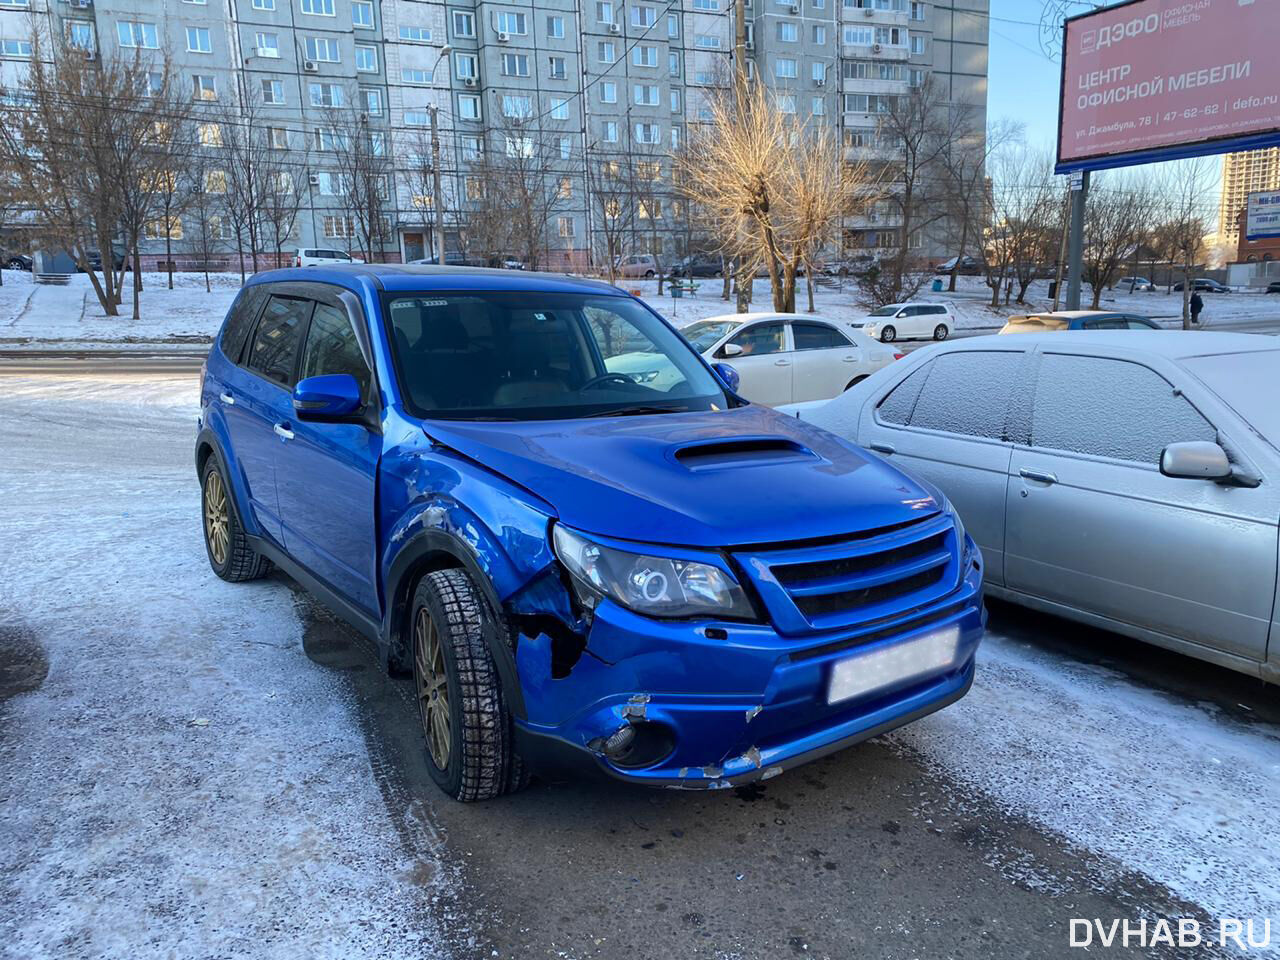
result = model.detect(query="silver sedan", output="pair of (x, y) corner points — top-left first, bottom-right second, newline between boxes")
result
(790, 331), (1280, 682)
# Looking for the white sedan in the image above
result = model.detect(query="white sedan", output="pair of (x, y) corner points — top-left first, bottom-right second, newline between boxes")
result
(608, 312), (902, 407)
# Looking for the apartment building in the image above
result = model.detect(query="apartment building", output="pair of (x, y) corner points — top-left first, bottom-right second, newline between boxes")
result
(0, 0), (987, 266)
(1217, 148), (1280, 255)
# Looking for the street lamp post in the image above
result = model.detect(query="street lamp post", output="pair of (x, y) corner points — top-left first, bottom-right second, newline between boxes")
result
(428, 45), (452, 263)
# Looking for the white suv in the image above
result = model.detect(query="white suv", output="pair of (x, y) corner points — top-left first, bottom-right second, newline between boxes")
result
(862, 302), (954, 343)
(294, 248), (365, 267)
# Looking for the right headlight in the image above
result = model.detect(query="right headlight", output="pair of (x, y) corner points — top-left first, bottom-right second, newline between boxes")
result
(552, 525), (755, 620)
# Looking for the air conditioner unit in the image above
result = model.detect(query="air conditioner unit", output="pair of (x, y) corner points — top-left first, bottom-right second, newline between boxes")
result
(815, 77), (825, 87)
(308, 173), (320, 186)
(744, 39), (755, 50)
(789, 3), (800, 13)
(864, 6), (875, 15)
(83, 49), (96, 61)
(303, 59), (318, 72)
(871, 42), (882, 53)
(497, 30), (510, 42)
(608, 22), (621, 33)
(463, 76), (476, 87)
(359, 112), (368, 122)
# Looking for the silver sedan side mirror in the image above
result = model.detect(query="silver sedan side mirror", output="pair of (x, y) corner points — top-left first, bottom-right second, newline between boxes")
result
(1160, 441), (1231, 480)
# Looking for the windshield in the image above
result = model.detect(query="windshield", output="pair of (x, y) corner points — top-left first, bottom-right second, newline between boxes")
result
(870, 306), (900, 317)
(681, 319), (741, 352)
(1182, 350), (1280, 452)
(385, 291), (727, 421)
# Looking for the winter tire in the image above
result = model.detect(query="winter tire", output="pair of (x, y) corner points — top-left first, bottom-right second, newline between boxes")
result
(879, 325), (896, 343)
(201, 458), (271, 582)
(411, 569), (519, 802)
(933, 324), (949, 341)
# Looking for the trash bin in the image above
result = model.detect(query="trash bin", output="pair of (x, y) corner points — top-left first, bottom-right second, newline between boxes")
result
(931, 278), (943, 292)
(671, 285), (683, 299)
(1048, 280), (1058, 299)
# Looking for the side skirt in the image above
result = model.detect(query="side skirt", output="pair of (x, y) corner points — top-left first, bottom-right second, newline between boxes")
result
(248, 534), (383, 645)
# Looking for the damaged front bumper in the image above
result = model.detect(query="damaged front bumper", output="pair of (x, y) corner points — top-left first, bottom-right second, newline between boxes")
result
(512, 560), (984, 789)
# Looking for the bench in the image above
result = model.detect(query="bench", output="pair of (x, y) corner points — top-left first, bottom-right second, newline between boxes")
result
(670, 278), (699, 297)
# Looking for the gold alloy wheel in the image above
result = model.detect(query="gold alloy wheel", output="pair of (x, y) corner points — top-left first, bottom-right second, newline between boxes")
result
(203, 469), (230, 568)
(415, 609), (451, 770)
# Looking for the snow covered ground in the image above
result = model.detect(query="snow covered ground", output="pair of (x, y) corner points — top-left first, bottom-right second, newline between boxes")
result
(1, 269), (1276, 350)
(2, 373), (1279, 958)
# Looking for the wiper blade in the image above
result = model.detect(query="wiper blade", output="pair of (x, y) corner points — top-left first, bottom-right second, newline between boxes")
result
(584, 405), (688, 418)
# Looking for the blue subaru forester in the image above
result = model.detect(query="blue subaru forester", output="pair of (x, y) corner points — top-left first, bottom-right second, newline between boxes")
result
(196, 265), (984, 801)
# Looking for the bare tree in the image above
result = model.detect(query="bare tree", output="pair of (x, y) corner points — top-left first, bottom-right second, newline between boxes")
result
(483, 103), (570, 270)
(215, 90), (275, 279)
(678, 82), (865, 312)
(983, 145), (1059, 308)
(940, 118), (1020, 291)
(258, 143), (308, 269)
(1156, 159), (1214, 327)
(629, 144), (673, 294)
(1083, 171), (1156, 309)
(326, 100), (392, 262)
(585, 149), (636, 284)
(184, 146), (227, 293)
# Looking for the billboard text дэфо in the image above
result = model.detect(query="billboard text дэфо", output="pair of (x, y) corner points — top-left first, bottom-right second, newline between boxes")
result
(1057, 0), (1280, 173)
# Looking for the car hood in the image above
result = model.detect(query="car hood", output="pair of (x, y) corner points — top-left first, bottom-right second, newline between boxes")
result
(423, 406), (940, 547)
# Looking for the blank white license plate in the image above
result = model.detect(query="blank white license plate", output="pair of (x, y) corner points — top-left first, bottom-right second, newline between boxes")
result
(827, 626), (961, 705)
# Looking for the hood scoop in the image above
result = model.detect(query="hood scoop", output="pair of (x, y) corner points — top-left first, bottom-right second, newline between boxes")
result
(672, 436), (820, 472)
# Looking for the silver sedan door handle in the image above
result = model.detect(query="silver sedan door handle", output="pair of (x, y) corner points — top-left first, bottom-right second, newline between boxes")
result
(1019, 467), (1057, 484)
(869, 442), (895, 455)
(219, 392), (235, 405)
(774, 359), (791, 366)
(273, 422), (295, 441)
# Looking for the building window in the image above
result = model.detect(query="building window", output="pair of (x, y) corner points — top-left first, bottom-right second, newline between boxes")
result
(549, 55), (566, 79)
(551, 97), (569, 120)
(497, 11), (527, 35)
(254, 32), (280, 57)
(812, 25), (825, 44)
(186, 27), (211, 53)
(145, 218), (183, 241)
(812, 96), (825, 115)
(634, 84), (658, 105)
(811, 61), (825, 82)
(777, 94), (796, 114)
(633, 45), (657, 67)
(631, 5), (655, 26)
(459, 94), (481, 119)
(547, 15), (564, 38)
(668, 51), (680, 76)
(501, 53), (529, 77)
(692, 0), (719, 8)
(362, 87), (383, 115)
(670, 89), (681, 112)
(667, 13), (679, 37)
(305, 36), (340, 62)
(117, 21), (158, 49)
(638, 199), (661, 220)
(558, 177), (572, 200)
(603, 120), (618, 142)
(911, 1), (925, 20)
(557, 216), (575, 238)
(598, 40), (616, 63)
(843, 26), (872, 45)
(260, 78), (283, 103)
(312, 129), (338, 151)
(777, 22), (798, 42)
(453, 11), (475, 37)
(505, 135), (534, 158)
(189, 75), (215, 101)
(462, 136), (483, 160)
(252, 0), (274, 9)
(198, 123), (222, 147)
(301, 0), (335, 15)
(323, 216), (356, 239)
(501, 94), (532, 117)
(309, 82), (343, 107)
(269, 128), (288, 149)
(694, 34), (720, 48)
(774, 58), (796, 79)
(1, 39), (31, 57)
(909, 34), (925, 55)
(670, 126), (681, 150)
(559, 137), (572, 159)
(596, 1), (614, 23)
(66, 21), (95, 49)
(909, 68), (924, 87)
(634, 122), (660, 143)
(352, 0), (373, 27)
(600, 81), (616, 103)
(455, 53), (477, 79)
(316, 171), (344, 196)
(401, 68), (430, 84)
(404, 110), (430, 126)
(204, 169), (227, 193)
(355, 44), (376, 71)
(399, 25), (431, 42)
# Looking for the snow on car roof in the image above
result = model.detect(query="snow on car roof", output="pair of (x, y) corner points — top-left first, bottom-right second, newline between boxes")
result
(957, 330), (1279, 360)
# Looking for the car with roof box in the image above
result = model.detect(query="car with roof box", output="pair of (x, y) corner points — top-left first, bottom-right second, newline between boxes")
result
(195, 264), (984, 800)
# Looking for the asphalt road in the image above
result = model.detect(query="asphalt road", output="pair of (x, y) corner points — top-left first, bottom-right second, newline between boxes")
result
(3, 362), (1277, 960)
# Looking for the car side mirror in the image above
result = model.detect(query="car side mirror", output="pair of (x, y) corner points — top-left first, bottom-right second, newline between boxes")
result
(712, 362), (740, 393)
(721, 342), (744, 358)
(293, 374), (362, 420)
(1160, 441), (1231, 480)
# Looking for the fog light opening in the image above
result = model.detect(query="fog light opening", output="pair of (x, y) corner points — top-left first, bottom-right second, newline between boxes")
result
(609, 721), (675, 770)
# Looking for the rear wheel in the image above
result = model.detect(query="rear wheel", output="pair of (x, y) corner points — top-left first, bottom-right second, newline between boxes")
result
(200, 458), (270, 582)
(411, 569), (519, 802)
(644, 270), (656, 278)
(879, 325), (896, 343)
(933, 324), (949, 341)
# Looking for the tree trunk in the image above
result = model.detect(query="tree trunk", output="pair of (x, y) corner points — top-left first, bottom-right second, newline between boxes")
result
(805, 268), (815, 313)
(166, 230), (174, 290)
(989, 280), (1000, 308)
(1181, 258), (1193, 329)
(721, 258), (731, 301)
(131, 239), (142, 321)
(237, 244), (246, 285)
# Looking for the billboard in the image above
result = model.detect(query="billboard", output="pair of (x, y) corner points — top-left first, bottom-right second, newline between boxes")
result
(1057, 0), (1280, 173)
(1246, 190), (1280, 242)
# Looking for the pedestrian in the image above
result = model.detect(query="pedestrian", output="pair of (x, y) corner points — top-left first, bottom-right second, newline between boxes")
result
(1190, 291), (1203, 326)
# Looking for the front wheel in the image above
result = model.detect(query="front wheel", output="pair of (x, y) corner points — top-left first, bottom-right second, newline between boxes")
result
(644, 270), (656, 278)
(933, 324), (949, 341)
(411, 569), (521, 802)
(6, 258), (25, 270)
(879, 325), (896, 343)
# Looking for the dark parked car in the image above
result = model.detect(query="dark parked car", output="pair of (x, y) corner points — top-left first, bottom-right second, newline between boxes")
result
(5, 254), (32, 271)
(935, 256), (984, 276)
(671, 255), (724, 278)
(1266, 280), (1280, 294)
(195, 264), (984, 801)
(79, 249), (127, 272)
(1173, 278), (1230, 293)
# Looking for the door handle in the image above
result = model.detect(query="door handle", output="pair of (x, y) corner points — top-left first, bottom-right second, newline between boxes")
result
(869, 442), (895, 455)
(842, 355), (858, 363)
(273, 422), (295, 441)
(1019, 467), (1057, 484)
(774, 359), (791, 366)
(219, 392), (235, 406)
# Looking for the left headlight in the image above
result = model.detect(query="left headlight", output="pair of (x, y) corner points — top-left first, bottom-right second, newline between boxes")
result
(553, 525), (755, 620)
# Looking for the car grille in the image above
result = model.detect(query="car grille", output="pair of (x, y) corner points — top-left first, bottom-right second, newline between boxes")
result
(732, 512), (960, 635)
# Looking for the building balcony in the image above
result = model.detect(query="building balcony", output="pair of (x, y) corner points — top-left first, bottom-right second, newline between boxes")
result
(840, 42), (909, 61)
(841, 77), (908, 95)
(839, 6), (909, 27)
